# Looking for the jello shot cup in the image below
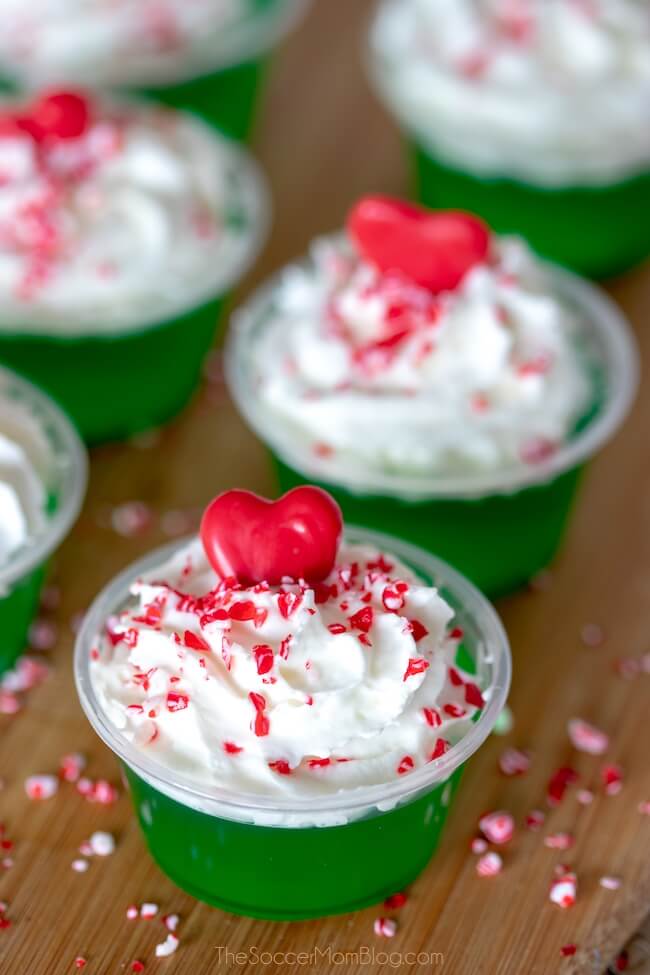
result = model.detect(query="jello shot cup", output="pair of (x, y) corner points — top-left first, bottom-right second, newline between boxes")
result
(0, 91), (269, 444)
(0, 365), (87, 675)
(225, 198), (639, 597)
(368, 0), (650, 278)
(0, 0), (310, 141)
(75, 514), (510, 920)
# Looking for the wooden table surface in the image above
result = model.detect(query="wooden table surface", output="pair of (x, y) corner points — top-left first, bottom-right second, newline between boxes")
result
(1, 3), (650, 974)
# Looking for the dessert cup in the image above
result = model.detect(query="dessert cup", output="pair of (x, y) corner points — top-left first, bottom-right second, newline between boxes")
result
(367, 0), (650, 279)
(0, 123), (269, 446)
(75, 527), (511, 920)
(226, 264), (638, 597)
(0, 366), (87, 675)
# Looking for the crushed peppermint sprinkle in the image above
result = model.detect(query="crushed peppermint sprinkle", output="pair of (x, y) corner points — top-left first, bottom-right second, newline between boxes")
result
(525, 810), (545, 831)
(567, 718), (609, 755)
(163, 913), (180, 932)
(600, 875), (622, 890)
(478, 811), (514, 845)
(498, 747), (531, 776)
(59, 753), (86, 783)
(549, 871), (577, 909)
(577, 789), (594, 805)
(476, 852), (503, 877)
(544, 832), (574, 851)
(71, 859), (89, 873)
(155, 934), (180, 958)
(547, 767), (579, 806)
(126, 905), (139, 920)
(580, 623), (605, 648)
(373, 917), (397, 938)
(140, 903), (159, 920)
(89, 831), (115, 857)
(74, 958), (87, 969)
(601, 764), (624, 796)
(471, 837), (488, 855)
(24, 774), (59, 800)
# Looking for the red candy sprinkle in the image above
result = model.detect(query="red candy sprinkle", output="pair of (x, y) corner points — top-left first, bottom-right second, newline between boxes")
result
(429, 738), (450, 761)
(253, 644), (274, 676)
(269, 760), (292, 776)
(278, 591), (302, 619)
(403, 657), (430, 681)
(328, 623), (347, 635)
(549, 871), (577, 909)
(422, 707), (442, 727)
(200, 487), (343, 586)
(560, 944), (578, 957)
(547, 766), (579, 806)
(382, 586), (406, 612)
(601, 764), (624, 796)
(408, 619), (429, 642)
(464, 682), (484, 709)
(397, 756), (415, 775)
(166, 692), (189, 713)
(347, 196), (490, 294)
(228, 600), (257, 622)
(384, 892), (408, 910)
(224, 742), (243, 755)
(349, 606), (373, 634)
(183, 630), (210, 652)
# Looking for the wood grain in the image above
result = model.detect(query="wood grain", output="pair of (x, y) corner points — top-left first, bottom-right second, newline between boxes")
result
(1, 3), (649, 973)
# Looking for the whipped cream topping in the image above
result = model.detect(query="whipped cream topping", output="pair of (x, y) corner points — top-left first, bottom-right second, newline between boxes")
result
(90, 537), (484, 803)
(0, 97), (266, 336)
(0, 0), (300, 88)
(0, 397), (50, 568)
(370, 0), (650, 183)
(242, 234), (592, 490)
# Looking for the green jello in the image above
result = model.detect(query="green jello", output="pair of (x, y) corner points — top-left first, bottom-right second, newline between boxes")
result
(0, 564), (45, 676)
(123, 763), (463, 921)
(0, 298), (223, 445)
(138, 59), (267, 142)
(273, 457), (583, 598)
(413, 145), (650, 280)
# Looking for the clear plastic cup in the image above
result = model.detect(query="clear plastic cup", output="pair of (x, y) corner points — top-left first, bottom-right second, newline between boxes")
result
(225, 259), (639, 597)
(0, 366), (87, 674)
(0, 121), (270, 446)
(366, 0), (650, 278)
(75, 527), (511, 920)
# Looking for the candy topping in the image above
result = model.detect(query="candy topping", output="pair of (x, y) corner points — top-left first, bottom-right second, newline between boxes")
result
(1, 90), (92, 144)
(347, 196), (490, 295)
(200, 487), (343, 586)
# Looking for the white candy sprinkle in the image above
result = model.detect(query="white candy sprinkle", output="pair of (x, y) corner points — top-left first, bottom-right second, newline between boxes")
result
(71, 859), (89, 873)
(141, 902), (159, 919)
(373, 917), (397, 938)
(155, 934), (180, 958)
(600, 876), (621, 890)
(89, 832), (115, 857)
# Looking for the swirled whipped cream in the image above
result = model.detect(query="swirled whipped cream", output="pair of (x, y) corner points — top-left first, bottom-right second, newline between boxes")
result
(371, 0), (650, 183)
(0, 93), (265, 335)
(91, 537), (483, 803)
(243, 234), (591, 489)
(0, 397), (49, 568)
(0, 0), (301, 88)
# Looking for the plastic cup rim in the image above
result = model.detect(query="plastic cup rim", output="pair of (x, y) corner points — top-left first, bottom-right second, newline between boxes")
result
(224, 242), (639, 501)
(74, 526), (512, 822)
(0, 365), (87, 590)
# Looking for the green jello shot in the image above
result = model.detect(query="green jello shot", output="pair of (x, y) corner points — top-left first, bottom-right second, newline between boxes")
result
(75, 528), (510, 920)
(226, 259), (638, 598)
(0, 99), (269, 445)
(367, 0), (650, 279)
(135, 0), (310, 141)
(0, 367), (86, 675)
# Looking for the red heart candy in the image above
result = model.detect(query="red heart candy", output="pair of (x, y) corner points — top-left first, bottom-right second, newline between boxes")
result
(28, 91), (91, 142)
(200, 486), (343, 587)
(347, 196), (490, 294)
